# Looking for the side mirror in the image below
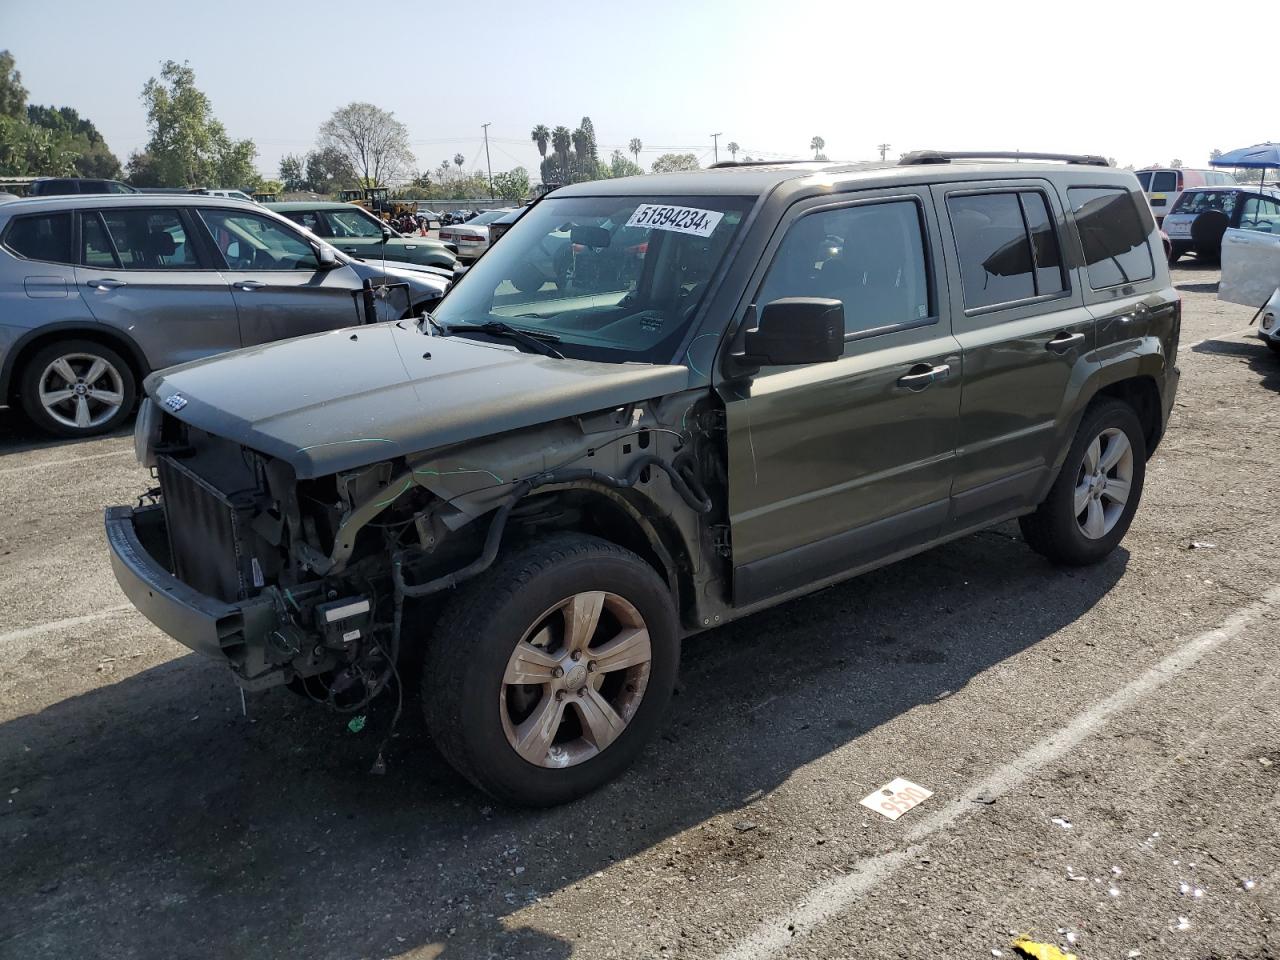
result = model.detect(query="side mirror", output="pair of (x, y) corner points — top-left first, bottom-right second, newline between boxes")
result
(314, 243), (340, 269)
(741, 298), (844, 366)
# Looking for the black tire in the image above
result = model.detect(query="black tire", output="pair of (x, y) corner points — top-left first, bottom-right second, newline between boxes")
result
(421, 533), (678, 807)
(19, 339), (137, 438)
(1267, 339), (1280, 356)
(1019, 398), (1147, 566)
(1190, 210), (1228, 263)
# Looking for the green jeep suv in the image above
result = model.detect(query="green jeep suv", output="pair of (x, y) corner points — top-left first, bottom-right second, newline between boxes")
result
(107, 152), (1179, 806)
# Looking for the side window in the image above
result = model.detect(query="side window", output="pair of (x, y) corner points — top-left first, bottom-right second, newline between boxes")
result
(199, 209), (318, 271)
(1239, 196), (1280, 234)
(947, 191), (1067, 310)
(1067, 187), (1155, 290)
(3, 212), (74, 264)
(97, 209), (198, 269)
(756, 199), (931, 339)
(82, 212), (118, 267)
(1135, 171), (1153, 191)
(1151, 172), (1177, 192)
(285, 211), (325, 235)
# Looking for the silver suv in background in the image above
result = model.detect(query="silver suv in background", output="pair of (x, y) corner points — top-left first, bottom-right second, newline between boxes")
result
(0, 195), (451, 437)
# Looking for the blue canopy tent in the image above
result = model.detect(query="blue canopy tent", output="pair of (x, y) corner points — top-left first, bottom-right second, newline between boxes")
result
(1209, 143), (1280, 190)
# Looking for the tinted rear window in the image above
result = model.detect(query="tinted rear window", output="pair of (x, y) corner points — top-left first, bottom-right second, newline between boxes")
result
(4, 212), (74, 263)
(1067, 187), (1154, 289)
(1151, 171), (1178, 192)
(1136, 171), (1152, 191)
(947, 190), (1066, 310)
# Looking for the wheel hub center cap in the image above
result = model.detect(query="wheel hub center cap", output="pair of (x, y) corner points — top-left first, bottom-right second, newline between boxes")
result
(563, 663), (588, 692)
(73, 383), (88, 396)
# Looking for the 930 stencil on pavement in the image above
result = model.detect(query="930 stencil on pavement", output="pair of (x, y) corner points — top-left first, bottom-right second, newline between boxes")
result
(859, 778), (933, 821)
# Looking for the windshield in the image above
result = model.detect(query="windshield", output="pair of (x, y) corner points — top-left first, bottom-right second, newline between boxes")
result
(470, 210), (512, 226)
(1172, 190), (1237, 215)
(433, 195), (753, 363)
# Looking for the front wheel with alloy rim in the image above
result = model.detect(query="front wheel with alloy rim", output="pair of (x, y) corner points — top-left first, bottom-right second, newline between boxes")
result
(1019, 398), (1147, 566)
(19, 340), (137, 438)
(421, 533), (678, 806)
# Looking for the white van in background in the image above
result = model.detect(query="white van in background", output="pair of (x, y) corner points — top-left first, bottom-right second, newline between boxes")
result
(1137, 167), (1235, 224)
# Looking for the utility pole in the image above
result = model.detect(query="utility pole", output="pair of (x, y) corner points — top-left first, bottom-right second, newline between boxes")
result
(481, 122), (494, 198)
(877, 142), (891, 162)
(710, 132), (722, 165)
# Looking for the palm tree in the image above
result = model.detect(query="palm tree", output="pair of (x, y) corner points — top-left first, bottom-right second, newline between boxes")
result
(629, 138), (642, 166)
(531, 124), (550, 160)
(551, 125), (572, 173)
(810, 136), (825, 159)
(453, 153), (464, 172)
(727, 141), (739, 161)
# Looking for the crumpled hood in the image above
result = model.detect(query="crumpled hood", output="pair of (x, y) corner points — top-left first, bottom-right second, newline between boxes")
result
(144, 323), (690, 478)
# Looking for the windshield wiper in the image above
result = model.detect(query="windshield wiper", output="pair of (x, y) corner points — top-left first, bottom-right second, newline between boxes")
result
(437, 320), (564, 359)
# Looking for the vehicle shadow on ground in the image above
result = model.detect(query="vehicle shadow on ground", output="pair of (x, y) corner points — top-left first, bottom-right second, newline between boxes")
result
(1189, 336), (1280, 391)
(0, 408), (132, 458)
(0, 526), (1127, 960)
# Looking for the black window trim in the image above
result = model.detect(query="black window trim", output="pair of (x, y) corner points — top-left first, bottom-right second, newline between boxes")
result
(0, 210), (76, 265)
(944, 185), (1073, 318)
(753, 192), (940, 345)
(1066, 184), (1156, 292)
(80, 210), (122, 269)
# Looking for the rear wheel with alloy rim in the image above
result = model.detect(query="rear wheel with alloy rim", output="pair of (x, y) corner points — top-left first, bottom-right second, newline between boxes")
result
(422, 533), (678, 806)
(1020, 398), (1147, 566)
(19, 340), (136, 438)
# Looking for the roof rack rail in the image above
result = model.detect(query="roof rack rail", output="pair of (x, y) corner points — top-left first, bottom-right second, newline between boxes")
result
(899, 150), (1110, 167)
(708, 159), (808, 168)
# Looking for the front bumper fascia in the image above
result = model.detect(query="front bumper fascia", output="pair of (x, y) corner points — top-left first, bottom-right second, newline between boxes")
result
(105, 503), (281, 671)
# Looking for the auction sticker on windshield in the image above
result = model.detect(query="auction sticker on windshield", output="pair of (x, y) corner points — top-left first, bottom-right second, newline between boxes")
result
(627, 204), (724, 237)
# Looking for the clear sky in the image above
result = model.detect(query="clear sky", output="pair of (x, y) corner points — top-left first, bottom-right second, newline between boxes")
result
(5, 0), (1268, 181)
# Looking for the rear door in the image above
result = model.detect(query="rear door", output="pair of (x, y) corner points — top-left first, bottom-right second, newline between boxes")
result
(932, 180), (1094, 530)
(75, 206), (241, 368)
(719, 187), (962, 606)
(193, 206), (364, 346)
(1065, 184), (1169, 349)
(1147, 170), (1179, 224)
(1219, 193), (1280, 307)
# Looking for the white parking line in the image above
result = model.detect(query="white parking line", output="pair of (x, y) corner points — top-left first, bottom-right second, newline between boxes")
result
(0, 605), (134, 650)
(0, 448), (133, 476)
(715, 586), (1280, 960)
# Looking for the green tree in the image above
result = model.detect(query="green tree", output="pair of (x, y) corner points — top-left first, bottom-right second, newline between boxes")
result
(492, 166), (531, 201)
(650, 152), (700, 174)
(304, 146), (356, 194)
(0, 115), (76, 176)
(452, 153), (464, 172)
(610, 150), (643, 178)
(1169, 158), (1183, 169)
(531, 124), (550, 160)
(727, 141), (739, 161)
(551, 125), (571, 172)
(0, 50), (26, 118)
(810, 135), (825, 159)
(133, 60), (257, 188)
(26, 105), (121, 178)
(279, 153), (305, 191)
(629, 137), (642, 166)
(317, 102), (415, 189)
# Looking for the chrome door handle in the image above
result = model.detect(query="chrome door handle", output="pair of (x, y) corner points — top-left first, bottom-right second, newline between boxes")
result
(235, 280), (266, 291)
(1046, 332), (1086, 353)
(896, 363), (950, 391)
(85, 278), (127, 290)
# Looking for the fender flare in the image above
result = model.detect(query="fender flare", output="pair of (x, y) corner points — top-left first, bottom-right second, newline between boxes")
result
(1, 322), (151, 400)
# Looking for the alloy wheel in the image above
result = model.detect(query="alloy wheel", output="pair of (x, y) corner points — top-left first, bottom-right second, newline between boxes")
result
(500, 591), (652, 768)
(1074, 426), (1133, 540)
(37, 352), (125, 431)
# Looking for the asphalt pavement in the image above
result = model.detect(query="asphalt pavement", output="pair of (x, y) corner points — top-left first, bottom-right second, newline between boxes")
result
(1, 263), (1277, 960)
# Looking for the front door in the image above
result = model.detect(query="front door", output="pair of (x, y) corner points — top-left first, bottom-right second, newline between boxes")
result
(194, 207), (364, 347)
(719, 189), (962, 607)
(75, 207), (241, 368)
(931, 181), (1095, 530)
(1219, 194), (1280, 308)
